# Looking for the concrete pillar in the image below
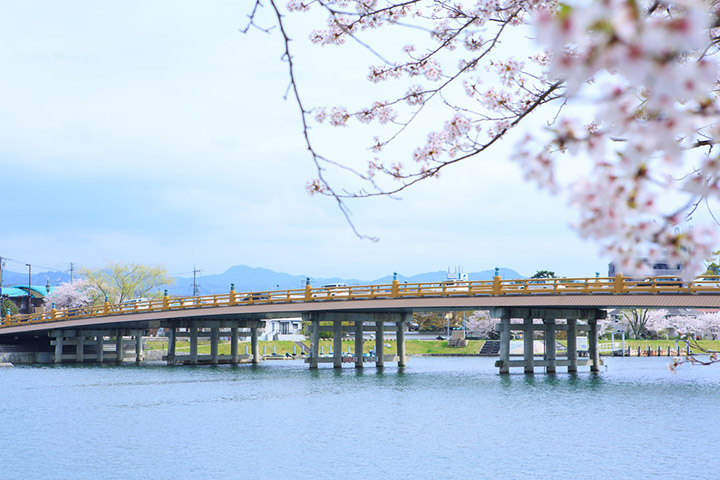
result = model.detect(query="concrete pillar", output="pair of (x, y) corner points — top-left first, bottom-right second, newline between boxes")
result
(116, 334), (124, 363)
(397, 313), (407, 367)
(567, 319), (577, 373)
(135, 335), (143, 363)
(54, 335), (63, 364)
(76, 336), (84, 363)
(333, 320), (342, 369)
(189, 325), (198, 365)
(375, 318), (384, 368)
(523, 317), (534, 374)
(231, 327), (239, 365)
(210, 327), (219, 365)
(589, 318), (600, 373)
(167, 327), (176, 366)
(545, 319), (556, 374)
(251, 326), (259, 364)
(96, 335), (104, 363)
(354, 319), (363, 368)
(309, 319), (320, 369)
(498, 316), (510, 374)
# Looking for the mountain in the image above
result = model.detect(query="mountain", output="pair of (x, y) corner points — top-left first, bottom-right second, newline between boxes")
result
(1, 265), (526, 296)
(0, 270), (72, 288)
(170, 266), (526, 296)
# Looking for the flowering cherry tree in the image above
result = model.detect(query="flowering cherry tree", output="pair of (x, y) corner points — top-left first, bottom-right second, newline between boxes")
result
(466, 310), (500, 338)
(45, 280), (98, 310)
(245, 0), (720, 276)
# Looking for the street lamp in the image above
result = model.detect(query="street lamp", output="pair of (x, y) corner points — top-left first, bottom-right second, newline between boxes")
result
(26, 264), (32, 314)
(46, 279), (51, 295)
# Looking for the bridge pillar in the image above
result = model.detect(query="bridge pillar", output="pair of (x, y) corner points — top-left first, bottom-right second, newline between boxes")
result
(589, 318), (600, 373)
(397, 313), (407, 367)
(354, 317), (363, 368)
(167, 327), (176, 366)
(54, 335), (63, 364)
(375, 315), (384, 368)
(567, 319), (578, 373)
(523, 317), (534, 374)
(333, 320), (342, 369)
(231, 327), (238, 365)
(498, 315), (510, 374)
(251, 326), (259, 364)
(189, 325), (198, 365)
(135, 335), (143, 362)
(76, 335), (84, 363)
(96, 335), (104, 363)
(544, 319), (556, 374)
(210, 327), (219, 365)
(116, 334), (124, 363)
(309, 317), (320, 370)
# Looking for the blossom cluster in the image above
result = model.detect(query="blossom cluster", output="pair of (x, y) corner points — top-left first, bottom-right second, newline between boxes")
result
(280, 0), (720, 276)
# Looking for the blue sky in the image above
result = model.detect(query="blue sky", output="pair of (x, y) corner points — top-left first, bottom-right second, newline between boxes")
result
(0, 1), (609, 280)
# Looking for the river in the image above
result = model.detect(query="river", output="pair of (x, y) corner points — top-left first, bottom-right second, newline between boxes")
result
(1, 357), (718, 479)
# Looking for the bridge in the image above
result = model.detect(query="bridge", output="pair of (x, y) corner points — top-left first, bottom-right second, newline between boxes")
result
(2, 274), (719, 373)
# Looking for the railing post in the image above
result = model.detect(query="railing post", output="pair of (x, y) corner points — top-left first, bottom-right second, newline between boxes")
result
(163, 290), (169, 310)
(229, 283), (236, 305)
(614, 273), (625, 293)
(51, 303), (57, 320)
(304, 277), (312, 301)
(391, 272), (399, 297)
(104, 295), (110, 315)
(4, 313), (11, 325)
(492, 267), (502, 295)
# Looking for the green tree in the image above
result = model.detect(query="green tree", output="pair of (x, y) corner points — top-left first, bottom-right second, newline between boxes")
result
(704, 251), (720, 276)
(531, 270), (557, 279)
(80, 262), (174, 304)
(1, 298), (18, 317)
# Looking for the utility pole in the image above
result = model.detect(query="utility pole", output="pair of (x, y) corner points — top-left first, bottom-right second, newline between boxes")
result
(0, 256), (4, 302)
(192, 266), (202, 297)
(70, 263), (75, 283)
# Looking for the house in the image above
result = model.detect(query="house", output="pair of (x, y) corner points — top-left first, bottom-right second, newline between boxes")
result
(1, 284), (53, 314)
(259, 317), (304, 341)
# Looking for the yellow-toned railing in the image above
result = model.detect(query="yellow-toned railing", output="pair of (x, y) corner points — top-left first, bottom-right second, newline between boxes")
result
(2, 274), (719, 329)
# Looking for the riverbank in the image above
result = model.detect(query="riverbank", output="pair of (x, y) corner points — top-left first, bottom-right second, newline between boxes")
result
(143, 338), (720, 357)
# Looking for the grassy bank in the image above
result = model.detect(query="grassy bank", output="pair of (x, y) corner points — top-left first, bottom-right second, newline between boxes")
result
(144, 339), (486, 356)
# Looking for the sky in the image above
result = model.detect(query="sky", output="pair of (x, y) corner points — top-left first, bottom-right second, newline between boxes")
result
(0, 0), (610, 281)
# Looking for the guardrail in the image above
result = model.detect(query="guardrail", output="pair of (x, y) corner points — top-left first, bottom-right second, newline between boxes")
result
(2, 274), (719, 330)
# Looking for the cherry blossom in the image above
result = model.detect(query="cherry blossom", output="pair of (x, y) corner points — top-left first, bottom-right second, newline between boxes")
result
(244, 0), (720, 277)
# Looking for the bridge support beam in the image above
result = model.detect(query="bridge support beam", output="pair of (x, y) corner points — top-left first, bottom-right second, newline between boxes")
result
(189, 325), (198, 365)
(333, 320), (342, 369)
(309, 316), (320, 370)
(116, 335), (124, 364)
(135, 335), (143, 362)
(96, 335), (104, 363)
(167, 327), (176, 366)
(354, 318), (363, 369)
(54, 335), (63, 364)
(231, 327), (239, 365)
(397, 313), (407, 367)
(210, 327), (219, 365)
(498, 315), (510, 374)
(375, 314), (385, 368)
(544, 319), (556, 374)
(76, 336), (84, 363)
(251, 326), (259, 364)
(589, 319), (600, 373)
(523, 317), (534, 374)
(492, 308), (605, 375)
(567, 319), (577, 373)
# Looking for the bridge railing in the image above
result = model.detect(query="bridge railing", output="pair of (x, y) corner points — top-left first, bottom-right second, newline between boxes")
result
(3, 274), (720, 330)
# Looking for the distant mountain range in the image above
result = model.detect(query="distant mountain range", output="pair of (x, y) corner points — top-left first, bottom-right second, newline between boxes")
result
(1, 265), (526, 296)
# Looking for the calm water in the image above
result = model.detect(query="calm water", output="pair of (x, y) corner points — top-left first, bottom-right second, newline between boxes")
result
(1, 357), (718, 479)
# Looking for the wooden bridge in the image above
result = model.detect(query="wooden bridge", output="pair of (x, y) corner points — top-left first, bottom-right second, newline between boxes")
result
(2, 274), (719, 373)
